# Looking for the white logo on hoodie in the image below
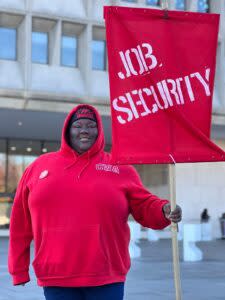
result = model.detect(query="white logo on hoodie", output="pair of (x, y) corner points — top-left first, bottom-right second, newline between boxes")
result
(96, 164), (120, 174)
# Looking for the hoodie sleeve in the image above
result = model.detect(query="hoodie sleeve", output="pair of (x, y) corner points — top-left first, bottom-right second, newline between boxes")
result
(8, 166), (33, 285)
(126, 166), (171, 229)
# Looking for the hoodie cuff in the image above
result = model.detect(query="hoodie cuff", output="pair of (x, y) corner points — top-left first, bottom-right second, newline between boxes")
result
(12, 272), (30, 285)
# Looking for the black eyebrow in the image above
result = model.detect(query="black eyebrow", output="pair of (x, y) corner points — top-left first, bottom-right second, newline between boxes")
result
(71, 120), (97, 125)
(72, 121), (81, 124)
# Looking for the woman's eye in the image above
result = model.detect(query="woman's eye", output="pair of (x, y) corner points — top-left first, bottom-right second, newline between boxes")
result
(88, 124), (97, 128)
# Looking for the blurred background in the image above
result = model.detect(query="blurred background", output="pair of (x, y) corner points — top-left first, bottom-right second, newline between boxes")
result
(0, 0), (224, 240)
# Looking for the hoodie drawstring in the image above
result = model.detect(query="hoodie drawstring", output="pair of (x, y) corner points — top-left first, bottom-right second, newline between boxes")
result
(64, 150), (91, 179)
(64, 150), (78, 170)
(77, 151), (91, 179)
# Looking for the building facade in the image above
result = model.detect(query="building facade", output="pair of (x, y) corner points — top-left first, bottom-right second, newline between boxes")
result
(0, 0), (224, 238)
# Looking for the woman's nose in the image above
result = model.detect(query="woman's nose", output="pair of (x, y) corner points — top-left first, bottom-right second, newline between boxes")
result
(80, 127), (89, 133)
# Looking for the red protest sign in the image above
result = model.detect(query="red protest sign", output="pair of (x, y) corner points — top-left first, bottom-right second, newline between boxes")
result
(104, 6), (225, 164)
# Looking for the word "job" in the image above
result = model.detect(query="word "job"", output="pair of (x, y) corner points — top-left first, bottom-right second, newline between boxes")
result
(118, 43), (158, 79)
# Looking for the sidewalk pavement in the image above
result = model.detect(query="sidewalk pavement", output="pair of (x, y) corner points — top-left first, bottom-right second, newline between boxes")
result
(1, 237), (225, 300)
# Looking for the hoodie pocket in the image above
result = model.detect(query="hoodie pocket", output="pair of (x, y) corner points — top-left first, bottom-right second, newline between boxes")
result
(32, 225), (109, 278)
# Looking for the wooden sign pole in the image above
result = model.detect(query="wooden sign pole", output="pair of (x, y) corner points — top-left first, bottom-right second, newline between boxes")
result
(169, 155), (182, 300)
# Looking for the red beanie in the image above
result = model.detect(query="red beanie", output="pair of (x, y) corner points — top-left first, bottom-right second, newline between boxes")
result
(69, 107), (97, 125)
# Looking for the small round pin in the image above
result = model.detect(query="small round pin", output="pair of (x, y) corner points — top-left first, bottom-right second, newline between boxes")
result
(39, 170), (49, 179)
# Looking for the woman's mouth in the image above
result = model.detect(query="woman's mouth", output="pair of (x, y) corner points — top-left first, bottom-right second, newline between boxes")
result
(80, 137), (90, 142)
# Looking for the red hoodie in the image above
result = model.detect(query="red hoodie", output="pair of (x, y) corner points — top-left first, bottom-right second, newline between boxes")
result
(8, 104), (170, 287)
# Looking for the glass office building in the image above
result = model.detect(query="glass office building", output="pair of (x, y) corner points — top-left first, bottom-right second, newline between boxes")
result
(0, 139), (60, 229)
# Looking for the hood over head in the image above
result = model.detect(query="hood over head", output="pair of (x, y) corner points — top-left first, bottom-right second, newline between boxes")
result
(60, 104), (105, 158)
(68, 107), (97, 127)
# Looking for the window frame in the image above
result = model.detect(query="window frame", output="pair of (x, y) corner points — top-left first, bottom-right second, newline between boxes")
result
(121, 0), (137, 2)
(60, 34), (78, 68)
(146, 0), (160, 6)
(198, 0), (210, 13)
(92, 39), (107, 71)
(31, 31), (49, 65)
(0, 26), (17, 61)
(175, 0), (186, 11)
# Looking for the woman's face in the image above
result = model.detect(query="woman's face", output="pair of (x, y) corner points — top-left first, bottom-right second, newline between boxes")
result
(69, 118), (98, 154)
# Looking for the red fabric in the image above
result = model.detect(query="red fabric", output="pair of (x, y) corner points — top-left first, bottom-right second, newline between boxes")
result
(73, 107), (97, 122)
(8, 104), (170, 287)
(104, 6), (225, 164)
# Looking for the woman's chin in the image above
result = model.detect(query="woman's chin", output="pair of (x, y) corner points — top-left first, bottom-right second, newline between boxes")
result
(79, 144), (92, 153)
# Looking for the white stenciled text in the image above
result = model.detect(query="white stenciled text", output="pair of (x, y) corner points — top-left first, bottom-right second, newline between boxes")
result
(113, 68), (211, 124)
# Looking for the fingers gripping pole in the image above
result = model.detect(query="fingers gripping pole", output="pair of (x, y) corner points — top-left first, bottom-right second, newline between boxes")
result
(169, 154), (182, 300)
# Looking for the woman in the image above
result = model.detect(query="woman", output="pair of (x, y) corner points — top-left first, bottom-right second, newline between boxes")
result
(8, 104), (182, 300)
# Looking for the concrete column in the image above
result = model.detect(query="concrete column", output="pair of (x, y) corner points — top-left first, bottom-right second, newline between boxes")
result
(138, 0), (145, 6)
(111, 0), (119, 5)
(210, 0), (225, 113)
(83, 0), (90, 16)
(169, 0), (176, 10)
(128, 221), (141, 258)
(23, 0), (32, 108)
(78, 23), (92, 100)
(183, 223), (203, 261)
(80, 0), (92, 101)
(188, 0), (197, 12)
(50, 20), (61, 66)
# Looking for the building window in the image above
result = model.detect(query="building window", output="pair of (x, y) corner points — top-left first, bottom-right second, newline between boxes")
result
(41, 141), (60, 153)
(32, 17), (56, 65)
(61, 22), (84, 68)
(0, 153), (6, 193)
(198, 0), (209, 12)
(176, 0), (186, 10)
(92, 40), (106, 71)
(146, 0), (159, 5)
(0, 140), (6, 193)
(5, 139), (60, 193)
(61, 36), (78, 67)
(32, 32), (48, 64)
(7, 140), (41, 192)
(0, 139), (60, 229)
(0, 27), (17, 60)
